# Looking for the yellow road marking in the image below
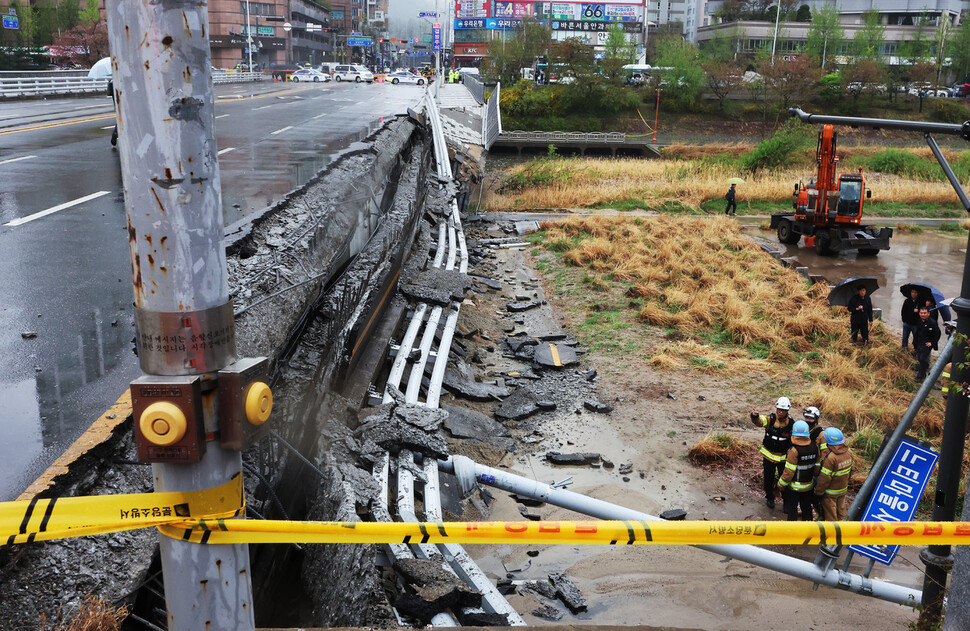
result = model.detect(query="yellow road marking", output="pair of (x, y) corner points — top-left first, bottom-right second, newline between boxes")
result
(549, 343), (561, 367)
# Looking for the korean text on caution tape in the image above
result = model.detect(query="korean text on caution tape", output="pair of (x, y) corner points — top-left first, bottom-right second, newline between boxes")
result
(1, 475), (243, 546)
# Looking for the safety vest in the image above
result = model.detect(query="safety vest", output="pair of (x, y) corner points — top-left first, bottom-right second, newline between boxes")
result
(759, 413), (793, 462)
(781, 443), (819, 491)
(942, 369), (950, 395)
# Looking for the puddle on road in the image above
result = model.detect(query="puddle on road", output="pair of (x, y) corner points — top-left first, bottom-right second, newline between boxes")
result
(750, 228), (968, 324)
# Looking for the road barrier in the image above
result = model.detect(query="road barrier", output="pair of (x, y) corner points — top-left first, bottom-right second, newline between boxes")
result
(0, 70), (261, 98)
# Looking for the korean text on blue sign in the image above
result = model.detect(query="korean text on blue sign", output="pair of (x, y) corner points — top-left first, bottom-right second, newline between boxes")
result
(455, 18), (486, 29)
(2, 15), (18, 29)
(848, 438), (939, 565)
(487, 17), (521, 29)
(432, 24), (441, 51)
(349, 38), (372, 46)
(419, 11), (439, 17)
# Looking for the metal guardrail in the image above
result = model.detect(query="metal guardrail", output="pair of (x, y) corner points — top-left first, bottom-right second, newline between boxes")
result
(462, 74), (485, 105)
(0, 70), (261, 98)
(482, 82), (501, 150)
(499, 130), (629, 143)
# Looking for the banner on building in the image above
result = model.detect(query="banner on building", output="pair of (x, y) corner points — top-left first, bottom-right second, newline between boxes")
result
(550, 19), (641, 31)
(493, 1), (535, 18)
(456, 0), (490, 18)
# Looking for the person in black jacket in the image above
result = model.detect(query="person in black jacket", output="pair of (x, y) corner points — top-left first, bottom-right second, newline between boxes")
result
(901, 288), (922, 350)
(846, 285), (873, 345)
(914, 306), (942, 380)
(724, 184), (737, 216)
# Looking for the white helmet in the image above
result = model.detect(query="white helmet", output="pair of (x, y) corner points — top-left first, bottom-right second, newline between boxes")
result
(803, 406), (821, 422)
(775, 397), (792, 411)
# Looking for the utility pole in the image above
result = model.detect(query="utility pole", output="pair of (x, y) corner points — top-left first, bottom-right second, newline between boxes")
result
(105, 0), (271, 629)
(246, 0), (254, 71)
(770, 1), (781, 63)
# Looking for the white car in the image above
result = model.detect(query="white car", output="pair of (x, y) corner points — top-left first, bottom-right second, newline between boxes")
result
(289, 68), (331, 83)
(333, 64), (374, 83)
(387, 70), (426, 85)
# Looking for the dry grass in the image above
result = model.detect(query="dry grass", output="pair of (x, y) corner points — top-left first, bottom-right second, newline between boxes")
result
(660, 142), (754, 161)
(688, 431), (748, 464)
(537, 215), (945, 438)
(56, 595), (128, 631)
(484, 157), (961, 211)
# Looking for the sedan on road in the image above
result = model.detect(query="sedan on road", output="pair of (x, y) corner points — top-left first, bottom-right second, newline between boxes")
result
(387, 70), (426, 85)
(289, 68), (331, 83)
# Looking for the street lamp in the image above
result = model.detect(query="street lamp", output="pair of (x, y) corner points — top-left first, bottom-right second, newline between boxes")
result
(770, 2), (781, 64)
(245, 0), (253, 71)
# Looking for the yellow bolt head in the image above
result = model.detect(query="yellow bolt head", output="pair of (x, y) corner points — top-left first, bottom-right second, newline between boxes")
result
(139, 401), (187, 446)
(245, 382), (273, 426)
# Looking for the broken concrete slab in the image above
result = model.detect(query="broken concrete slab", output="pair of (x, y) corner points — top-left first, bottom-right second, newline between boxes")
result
(494, 387), (540, 421)
(660, 508), (688, 521)
(469, 274), (502, 291)
(549, 572), (587, 613)
(393, 556), (482, 623)
(583, 399), (613, 414)
(545, 452), (601, 466)
(443, 405), (511, 441)
(506, 300), (540, 312)
(532, 604), (564, 621)
(400, 266), (472, 307)
(524, 579), (557, 600)
(442, 366), (511, 402)
(618, 463), (634, 475)
(505, 335), (539, 353)
(515, 220), (541, 235)
(533, 342), (579, 368)
(355, 401), (449, 459)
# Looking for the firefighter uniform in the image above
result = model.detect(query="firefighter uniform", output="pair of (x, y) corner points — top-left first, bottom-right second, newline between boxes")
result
(777, 436), (820, 521)
(815, 442), (853, 520)
(751, 411), (793, 508)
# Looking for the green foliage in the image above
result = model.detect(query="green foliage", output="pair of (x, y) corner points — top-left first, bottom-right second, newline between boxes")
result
(499, 156), (575, 192)
(795, 4), (811, 21)
(939, 222), (964, 233)
(861, 149), (941, 181)
(655, 34), (704, 111)
(928, 98), (970, 124)
(817, 72), (843, 102)
(850, 426), (884, 461)
(500, 80), (566, 118)
(739, 119), (814, 173)
(950, 19), (970, 82)
(853, 9), (885, 59)
(0, 47), (48, 70)
(483, 17), (552, 86)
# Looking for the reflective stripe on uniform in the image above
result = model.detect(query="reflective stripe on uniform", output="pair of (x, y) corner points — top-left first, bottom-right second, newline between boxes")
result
(760, 446), (787, 462)
(790, 481), (814, 491)
(785, 462), (797, 471)
(825, 488), (847, 495)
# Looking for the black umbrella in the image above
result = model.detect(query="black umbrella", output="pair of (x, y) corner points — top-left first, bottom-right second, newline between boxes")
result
(899, 282), (951, 320)
(828, 276), (879, 307)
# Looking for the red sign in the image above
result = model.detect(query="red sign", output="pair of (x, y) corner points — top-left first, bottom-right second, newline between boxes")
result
(454, 43), (485, 56)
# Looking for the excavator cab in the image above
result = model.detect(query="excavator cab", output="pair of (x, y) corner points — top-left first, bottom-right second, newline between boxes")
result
(836, 176), (863, 219)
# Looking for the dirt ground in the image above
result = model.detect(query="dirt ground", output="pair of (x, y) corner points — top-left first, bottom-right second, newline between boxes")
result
(440, 217), (922, 629)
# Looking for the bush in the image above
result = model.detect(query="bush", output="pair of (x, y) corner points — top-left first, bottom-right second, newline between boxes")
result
(740, 119), (814, 173)
(500, 80), (566, 118)
(864, 149), (940, 181)
(688, 431), (747, 464)
(928, 98), (970, 124)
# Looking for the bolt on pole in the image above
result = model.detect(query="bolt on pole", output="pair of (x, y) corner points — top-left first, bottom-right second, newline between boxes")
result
(104, 0), (264, 628)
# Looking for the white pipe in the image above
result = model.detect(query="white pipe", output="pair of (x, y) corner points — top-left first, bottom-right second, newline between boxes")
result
(383, 303), (428, 404)
(426, 307), (459, 408)
(434, 222), (447, 268)
(405, 305), (443, 403)
(439, 456), (922, 607)
(446, 222), (457, 271)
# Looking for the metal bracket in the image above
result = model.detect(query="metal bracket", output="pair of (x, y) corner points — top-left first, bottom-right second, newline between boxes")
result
(920, 548), (955, 572)
(134, 302), (236, 374)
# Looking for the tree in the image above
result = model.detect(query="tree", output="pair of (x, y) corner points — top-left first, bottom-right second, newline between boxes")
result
(703, 24), (740, 63)
(758, 52), (820, 111)
(602, 24), (634, 85)
(795, 4), (811, 22)
(909, 61), (937, 113)
(804, 3), (843, 69)
(7, 0), (39, 47)
(703, 58), (742, 109)
(852, 9), (885, 60)
(52, 17), (109, 66)
(483, 17), (552, 86)
(843, 58), (885, 104)
(897, 11), (932, 65)
(950, 19), (970, 84)
(934, 19), (953, 86)
(654, 34), (704, 110)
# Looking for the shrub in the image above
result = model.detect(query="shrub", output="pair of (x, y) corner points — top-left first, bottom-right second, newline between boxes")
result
(688, 431), (747, 464)
(740, 119), (814, 173)
(864, 149), (940, 181)
(928, 98), (970, 124)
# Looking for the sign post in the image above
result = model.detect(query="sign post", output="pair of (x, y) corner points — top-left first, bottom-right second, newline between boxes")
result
(848, 438), (940, 565)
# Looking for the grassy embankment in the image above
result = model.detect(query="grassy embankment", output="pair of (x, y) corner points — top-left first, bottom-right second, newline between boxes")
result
(529, 215), (951, 498)
(486, 123), (970, 220)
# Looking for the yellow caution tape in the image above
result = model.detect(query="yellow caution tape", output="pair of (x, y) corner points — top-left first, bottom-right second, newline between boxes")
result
(159, 518), (970, 547)
(1, 475), (243, 546)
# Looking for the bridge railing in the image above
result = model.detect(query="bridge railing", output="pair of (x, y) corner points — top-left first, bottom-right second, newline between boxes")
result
(0, 69), (262, 98)
(482, 81), (501, 150)
(499, 130), (629, 143)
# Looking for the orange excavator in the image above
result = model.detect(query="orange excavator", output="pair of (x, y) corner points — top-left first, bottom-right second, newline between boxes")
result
(770, 124), (893, 256)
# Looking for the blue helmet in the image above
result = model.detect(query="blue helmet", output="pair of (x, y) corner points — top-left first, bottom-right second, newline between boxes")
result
(823, 427), (845, 445)
(792, 420), (810, 438)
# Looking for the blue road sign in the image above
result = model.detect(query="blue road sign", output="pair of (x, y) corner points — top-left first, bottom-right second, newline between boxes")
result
(419, 11), (439, 18)
(432, 25), (441, 51)
(348, 37), (372, 47)
(848, 438), (939, 565)
(2, 15), (19, 29)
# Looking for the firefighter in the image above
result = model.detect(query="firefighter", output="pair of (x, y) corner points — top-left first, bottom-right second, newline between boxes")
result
(814, 427), (853, 520)
(777, 420), (820, 521)
(750, 396), (794, 509)
(802, 406), (826, 517)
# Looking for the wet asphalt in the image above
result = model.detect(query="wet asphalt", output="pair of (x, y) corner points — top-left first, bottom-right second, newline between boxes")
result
(0, 80), (424, 500)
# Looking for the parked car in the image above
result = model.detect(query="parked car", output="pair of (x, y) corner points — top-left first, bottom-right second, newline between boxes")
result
(333, 64), (374, 83)
(289, 68), (331, 82)
(387, 70), (426, 85)
(457, 67), (480, 83)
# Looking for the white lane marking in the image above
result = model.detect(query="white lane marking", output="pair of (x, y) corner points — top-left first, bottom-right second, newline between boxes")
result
(312, 113), (327, 119)
(254, 105), (272, 111)
(5, 190), (111, 227)
(0, 155), (37, 166)
(216, 114), (230, 119)
(270, 126), (293, 135)
(218, 147), (236, 155)
(100, 125), (115, 130)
